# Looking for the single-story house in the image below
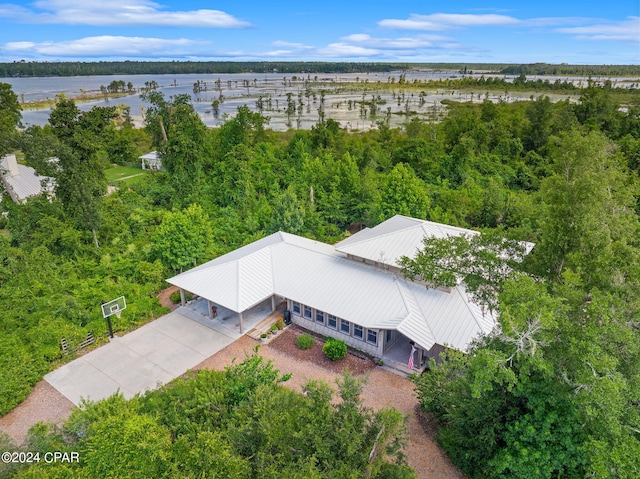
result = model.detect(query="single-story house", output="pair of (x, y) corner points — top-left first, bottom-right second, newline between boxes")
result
(167, 215), (530, 368)
(0, 154), (55, 203)
(167, 215), (511, 371)
(140, 151), (162, 171)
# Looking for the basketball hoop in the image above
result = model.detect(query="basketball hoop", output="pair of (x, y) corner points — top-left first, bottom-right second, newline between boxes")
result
(101, 296), (126, 338)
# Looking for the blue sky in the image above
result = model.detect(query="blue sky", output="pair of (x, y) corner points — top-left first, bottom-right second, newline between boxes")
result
(0, 1), (638, 64)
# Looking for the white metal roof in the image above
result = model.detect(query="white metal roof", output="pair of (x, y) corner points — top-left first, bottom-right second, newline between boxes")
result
(167, 229), (495, 352)
(335, 215), (480, 268)
(0, 154), (55, 203)
(139, 151), (160, 160)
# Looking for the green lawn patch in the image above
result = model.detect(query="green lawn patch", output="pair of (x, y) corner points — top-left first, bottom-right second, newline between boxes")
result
(105, 165), (151, 187)
(105, 165), (145, 181)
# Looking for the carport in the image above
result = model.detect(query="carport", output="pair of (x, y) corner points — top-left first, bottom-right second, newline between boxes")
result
(166, 233), (292, 334)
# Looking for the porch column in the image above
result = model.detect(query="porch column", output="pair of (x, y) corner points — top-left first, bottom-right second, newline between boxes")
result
(207, 299), (212, 319)
(179, 288), (185, 306)
(238, 311), (244, 334)
(271, 295), (276, 312)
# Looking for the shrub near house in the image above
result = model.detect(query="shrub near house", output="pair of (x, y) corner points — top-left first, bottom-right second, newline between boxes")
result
(323, 338), (347, 361)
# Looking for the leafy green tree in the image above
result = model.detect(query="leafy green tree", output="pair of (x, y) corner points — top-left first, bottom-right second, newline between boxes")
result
(412, 276), (588, 479)
(151, 203), (212, 272)
(83, 413), (172, 479)
(269, 185), (305, 234)
(218, 105), (266, 152)
(46, 99), (123, 247)
(19, 125), (62, 177)
(18, 351), (412, 478)
(574, 84), (622, 136)
(524, 95), (554, 152)
(140, 90), (191, 147)
(48, 97), (81, 144)
(400, 230), (528, 314)
(379, 163), (430, 221)
(160, 102), (212, 202)
(0, 82), (21, 154)
(53, 143), (107, 248)
(531, 129), (640, 288)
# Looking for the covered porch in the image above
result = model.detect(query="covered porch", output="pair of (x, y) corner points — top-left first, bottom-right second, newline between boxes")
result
(381, 332), (430, 374)
(178, 290), (286, 334)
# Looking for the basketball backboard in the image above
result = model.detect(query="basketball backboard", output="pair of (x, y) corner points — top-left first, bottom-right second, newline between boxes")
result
(102, 296), (126, 318)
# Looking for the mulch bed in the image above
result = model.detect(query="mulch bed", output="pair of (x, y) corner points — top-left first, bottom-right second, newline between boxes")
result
(157, 285), (180, 311)
(267, 325), (377, 376)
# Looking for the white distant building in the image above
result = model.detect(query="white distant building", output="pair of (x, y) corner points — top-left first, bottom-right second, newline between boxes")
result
(139, 151), (162, 171)
(0, 154), (55, 203)
(167, 215), (520, 372)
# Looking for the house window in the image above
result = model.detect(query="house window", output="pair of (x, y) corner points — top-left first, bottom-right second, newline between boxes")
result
(385, 330), (393, 343)
(292, 302), (301, 315)
(328, 315), (337, 329)
(367, 329), (378, 345)
(340, 320), (351, 335)
(353, 324), (364, 340)
(303, 305), (312, 319)
(315, 310), (325, 324)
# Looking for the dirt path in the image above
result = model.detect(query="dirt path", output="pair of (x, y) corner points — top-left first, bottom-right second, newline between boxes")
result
(0, 381), (74, 445)
(157, 285), (179, 311)
(0, 327), (464, 479)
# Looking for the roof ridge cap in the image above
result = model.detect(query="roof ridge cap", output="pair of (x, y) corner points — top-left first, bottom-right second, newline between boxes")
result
(399, 280), (436, 338)
(453, 285), (495, 333)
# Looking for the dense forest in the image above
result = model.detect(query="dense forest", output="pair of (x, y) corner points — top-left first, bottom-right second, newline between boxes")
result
(1, 75), (639, 477)
(1, 61), (639, 78)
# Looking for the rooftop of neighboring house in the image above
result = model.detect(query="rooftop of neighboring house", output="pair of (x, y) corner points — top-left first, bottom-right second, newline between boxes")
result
(0, 154), (55, 203)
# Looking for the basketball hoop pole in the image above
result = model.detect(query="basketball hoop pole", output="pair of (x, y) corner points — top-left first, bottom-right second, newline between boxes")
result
(102, 301), (115, 339)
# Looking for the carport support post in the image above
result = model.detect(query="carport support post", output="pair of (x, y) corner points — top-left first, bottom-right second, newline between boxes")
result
(179, 288), (185, 306)
(238, 311), (244, 334)
(207, 299), (212, 319)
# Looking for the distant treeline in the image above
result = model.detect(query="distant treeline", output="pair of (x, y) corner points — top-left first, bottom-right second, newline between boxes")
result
(497, 62), (640, 77)
(0, 61), (408, 78)
(1, 60), (639, 78)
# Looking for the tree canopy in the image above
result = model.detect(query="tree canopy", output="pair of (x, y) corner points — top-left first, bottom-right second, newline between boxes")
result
(10, 352), (412, 479)
(0, 82), (21, 155)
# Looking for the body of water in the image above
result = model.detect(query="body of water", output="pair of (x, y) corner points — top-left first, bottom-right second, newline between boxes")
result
(1, 71), (610, 131)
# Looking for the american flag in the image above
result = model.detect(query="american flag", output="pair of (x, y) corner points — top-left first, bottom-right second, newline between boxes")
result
(407, 345), (416, 371)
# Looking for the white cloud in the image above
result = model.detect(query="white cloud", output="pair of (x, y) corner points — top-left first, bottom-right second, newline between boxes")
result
(379, 12), (639, 46)
(555, 16), (640, 43)
(379, 13), (520, 31)
(0, 0), (249, 27)
(318, 43), (383, 57)
(340, 33), (450, 49)
(0, 4), (30, 17)
(4, 41), (36, 50)
(4, 35), (209, 57)
(260, 32), (458, 60)
(263, 49), (295, 57)
(271, 40), (314, 49)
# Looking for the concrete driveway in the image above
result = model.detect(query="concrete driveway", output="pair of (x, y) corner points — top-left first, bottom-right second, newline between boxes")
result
(44, 309), (241, 406)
